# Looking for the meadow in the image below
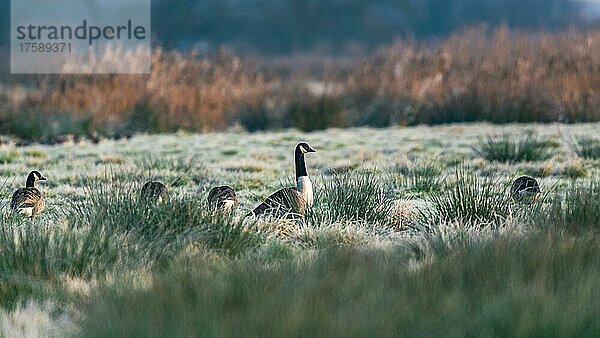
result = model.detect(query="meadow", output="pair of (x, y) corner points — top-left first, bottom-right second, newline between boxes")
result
(0, 123), (599, 336)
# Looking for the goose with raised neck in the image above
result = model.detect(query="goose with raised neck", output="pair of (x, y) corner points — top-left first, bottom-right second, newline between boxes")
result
(248, 142), (316, 218)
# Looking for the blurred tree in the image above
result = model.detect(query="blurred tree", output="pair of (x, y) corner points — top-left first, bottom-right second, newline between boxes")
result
(151, 0), (587, 53)
(0, 0), (591, 54)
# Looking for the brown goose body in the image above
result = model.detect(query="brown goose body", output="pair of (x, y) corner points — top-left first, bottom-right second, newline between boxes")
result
(208, 185), (238, 211)
(140, 181), (168, 203)
(249, 142), (316, 218)
(250, 187), (307, 217)
(511, 176), (541, 203)
(11, 171), (46, 217)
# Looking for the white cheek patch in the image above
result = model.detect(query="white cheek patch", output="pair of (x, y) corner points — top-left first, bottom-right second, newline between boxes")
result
(223, 200), (235, 210)
(18, 207), (34, 217)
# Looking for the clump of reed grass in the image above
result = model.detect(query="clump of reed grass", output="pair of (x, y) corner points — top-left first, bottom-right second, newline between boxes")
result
(472, 134), (553, 163)
(570, 136), (600, 159)
(560, 162), (588, 179)
(390, 159), (443, 197)
(305, 171), (396, 227)
(135, 154), (206, 186)
(424, 167), (512, 227)
(534, 180), (600, 235)
(135, 154), (201, 173)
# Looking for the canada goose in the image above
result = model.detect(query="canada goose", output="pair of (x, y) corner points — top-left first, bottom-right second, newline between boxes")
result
(140, 181), (168, 203)
(207, 186), (238, 211)
(248, 142), (316, 218)
(511, 176), (541, 203)
(10, 170), (46, 217)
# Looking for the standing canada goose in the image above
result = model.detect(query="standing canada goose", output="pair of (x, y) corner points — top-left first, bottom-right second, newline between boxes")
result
(10, 170), (46, 217)
(511, 176), (541, 203)
(248, 142), (316, 218)
(207, 186), (238, 211)
(140, 181), (168, 203)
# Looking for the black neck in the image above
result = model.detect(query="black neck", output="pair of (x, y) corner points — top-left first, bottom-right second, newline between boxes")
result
(295, 150), (307, 178)
(26, 173), (36, 188)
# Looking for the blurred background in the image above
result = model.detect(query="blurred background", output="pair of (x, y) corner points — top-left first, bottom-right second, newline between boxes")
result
(0, 0), (599, 140)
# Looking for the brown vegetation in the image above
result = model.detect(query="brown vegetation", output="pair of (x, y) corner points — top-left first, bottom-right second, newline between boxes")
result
(343, 25), (600, 125)
(1, 26), (599, 137)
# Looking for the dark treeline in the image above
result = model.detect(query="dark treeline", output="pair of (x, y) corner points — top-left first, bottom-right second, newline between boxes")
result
(0, 0), (593, 55)
(150, 0), (589, 53)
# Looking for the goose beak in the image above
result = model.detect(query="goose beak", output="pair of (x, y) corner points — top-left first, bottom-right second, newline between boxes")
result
(307, 147), (316, 153)
(39, 176), (47, 181)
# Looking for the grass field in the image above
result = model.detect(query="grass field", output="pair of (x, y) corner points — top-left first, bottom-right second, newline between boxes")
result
(0, 123), (599, 337)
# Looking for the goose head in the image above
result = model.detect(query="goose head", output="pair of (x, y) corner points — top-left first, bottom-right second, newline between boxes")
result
(26, 170), (46, 187)
(295, 142), (316, 155)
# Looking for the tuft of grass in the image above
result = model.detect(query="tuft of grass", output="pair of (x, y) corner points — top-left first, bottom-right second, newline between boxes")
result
(425, 167), (512, 227)
(0, 150), (19, 164)
(472, 134), (553, 163)
(135, 154), (205, 186)
(570, 136), (600, 159)
(23, 149), (47, 159)
(534, 180), (600, 235)
(305, 171), (396, 227)
(287, 224), (370, 249)
(560, 163), (588, 179)
(390, 160), (443, 197)
(135, 154), (201, 173)
(96, 156), (127, 165)
(236, 163), (265, 173)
